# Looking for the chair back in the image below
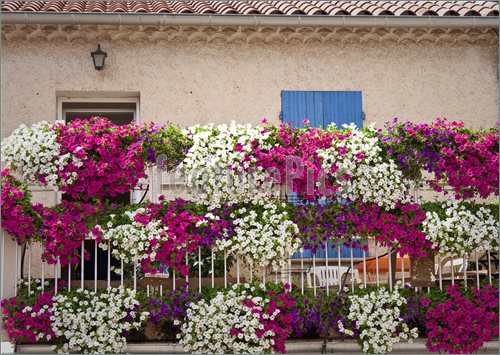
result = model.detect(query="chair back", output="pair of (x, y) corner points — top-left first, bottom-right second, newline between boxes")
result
(308, 266), (359, 287)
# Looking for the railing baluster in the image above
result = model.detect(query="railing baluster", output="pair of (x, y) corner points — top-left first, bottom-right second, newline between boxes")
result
(94, 239), (97, 292)
(262, 266), (266, 284)
(80, 241), (84, 290)
(475, 251), (480, 289)
(198, 247), (202, 292)
(160, 284), (163, 296)
(362, 248), (367, 287)
(438, 255), (443, 290)
(55, 258), (59, 294)
(133, 260), (137, 291)
(375, 242), (379, 287)
(28, 243), (32, 294)
(325, 241), (329, 295)
(41, 246), (45, 292)
(350, 246), (355, 292)
(450, 256), (455, 286)
(463, 254), (468, 289)
(173, 269), (176, 291)
(388, 247), (392, 291)
(224, 250), (227, 288)
(185, 251), (189, 290)
(147, 284), (150, 297)
(337, 240), (341, 290)
(487, 251), (492, 285)
(107, 241), (111, 289)
(15, 244), (19, 297)
(401, 253), (405, 286)
(68, 261), (71, 292)
(300, 248), (304, 295)
(288, 258), (292, 291)
(211, 250), (214, 288)
(313, 253), (317, 296)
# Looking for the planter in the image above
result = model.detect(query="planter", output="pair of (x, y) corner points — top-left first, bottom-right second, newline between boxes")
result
(410, 251), (436, 287)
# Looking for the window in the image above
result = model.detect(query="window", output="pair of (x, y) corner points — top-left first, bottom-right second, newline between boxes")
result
(63, 102), (136, 125)
(57, 94), (140, 281)
(57, 94), (140, 124)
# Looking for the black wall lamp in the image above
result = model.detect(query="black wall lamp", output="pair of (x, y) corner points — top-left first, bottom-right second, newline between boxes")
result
(91, 44), (107, 70)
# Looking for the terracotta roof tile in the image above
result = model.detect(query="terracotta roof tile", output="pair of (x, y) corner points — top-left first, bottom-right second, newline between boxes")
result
(149, 1), (172, 13)
(251, 1), (282, 15)
(211, 1), (238, 14)
(292, 1), (326, 15)
(1, 1), (497, 17)
(129, 1), (151, 13)
(191, 1), (218, 14)
(229, 1), (259, 15)
(84, 1), (106, 13)
(169, 1), (193, 14)
(63, 1), (85, 12)
(42, 0), (64, 11)
(312, 1), (349, 16)
(272, 1), (305, 15)
(20, 0), (44, 11)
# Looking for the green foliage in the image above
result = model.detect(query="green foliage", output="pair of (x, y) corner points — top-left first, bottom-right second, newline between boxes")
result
(141, 123), (192, 170)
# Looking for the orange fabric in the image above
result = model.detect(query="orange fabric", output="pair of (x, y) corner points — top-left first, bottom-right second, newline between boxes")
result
(358, 257), (410, 273)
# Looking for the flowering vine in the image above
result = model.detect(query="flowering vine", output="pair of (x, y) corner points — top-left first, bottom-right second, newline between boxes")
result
(216, 202), (301, 270)
(179, 283), (295, 354)
(1, 169), (42, 244)
(51, 287), (148, 354)
(379, 118), (499, 200)
(422, 200), (498, 255)
(52, 117), (148, 200)
(250, 120), (340, 200)
(424, 285), (499, 354)
(338, 284), (419, 354)
(1, 289), (55, 343)
(294, 201), (433, 257)
(39, 201), (97, 267)
(179, 122), (279, 209)
(1, 121), (75, 189)
(93, 199), (227, 276)
(319, 124), (414, 209)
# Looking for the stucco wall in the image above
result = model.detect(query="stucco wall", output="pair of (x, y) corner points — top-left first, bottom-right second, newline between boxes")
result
(1, 38), (498, 138)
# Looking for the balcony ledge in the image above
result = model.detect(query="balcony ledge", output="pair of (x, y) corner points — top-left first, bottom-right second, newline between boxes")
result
(10, 338), (500, 354)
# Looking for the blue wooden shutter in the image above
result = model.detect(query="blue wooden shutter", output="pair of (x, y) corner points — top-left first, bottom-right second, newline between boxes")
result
(280, 91), (363, 129)
(283, 91), (367, 259)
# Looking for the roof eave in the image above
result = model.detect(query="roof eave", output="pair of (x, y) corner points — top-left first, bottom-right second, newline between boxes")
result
(1, 12), (498, 29)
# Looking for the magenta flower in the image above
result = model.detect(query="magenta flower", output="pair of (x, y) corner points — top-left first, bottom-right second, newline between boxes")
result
(425, 285), (499, 354)
(1, 169), (42, 245)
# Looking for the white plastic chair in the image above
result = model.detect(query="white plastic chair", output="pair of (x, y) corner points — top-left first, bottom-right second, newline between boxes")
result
(435, 254), (488, 281)
(307, 266), (359, 288)
(438, 256), (467, 274)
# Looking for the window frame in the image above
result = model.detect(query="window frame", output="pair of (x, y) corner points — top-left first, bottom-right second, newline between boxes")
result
(57, 95), (140, 123)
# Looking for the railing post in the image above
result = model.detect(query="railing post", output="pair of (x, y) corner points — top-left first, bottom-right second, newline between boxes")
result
(1, 233), (18, 351)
